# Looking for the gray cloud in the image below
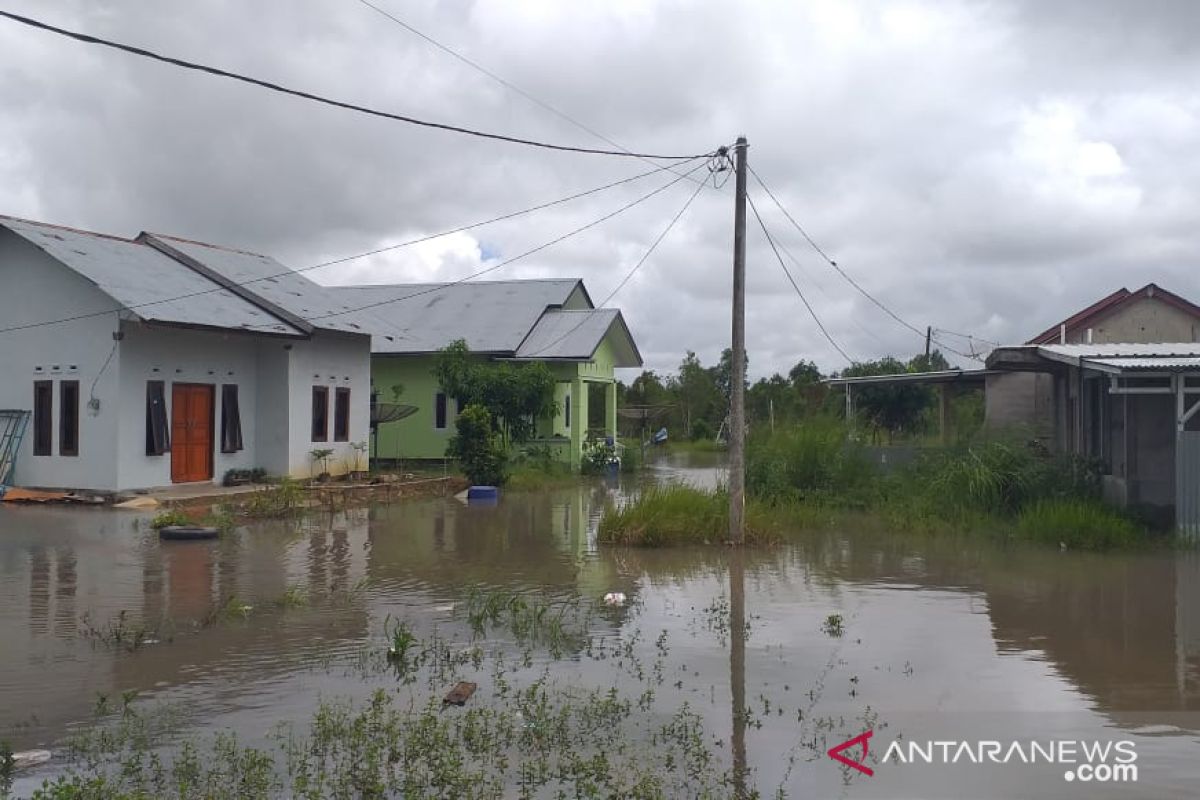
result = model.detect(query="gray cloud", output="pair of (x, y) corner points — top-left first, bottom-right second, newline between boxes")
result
(2, 0), (1199, 379)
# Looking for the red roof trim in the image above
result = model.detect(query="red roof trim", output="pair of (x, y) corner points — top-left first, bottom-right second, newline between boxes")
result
(1026, 283), (1200, 344)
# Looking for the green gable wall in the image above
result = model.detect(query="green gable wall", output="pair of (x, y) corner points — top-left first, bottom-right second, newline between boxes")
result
(371, 324), (626, 467)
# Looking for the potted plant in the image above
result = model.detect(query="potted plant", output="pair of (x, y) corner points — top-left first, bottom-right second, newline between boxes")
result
(309, 448), (334, 483)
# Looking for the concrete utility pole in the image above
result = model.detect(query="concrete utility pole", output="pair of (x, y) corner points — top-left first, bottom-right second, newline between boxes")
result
(729, 136), (748, 544)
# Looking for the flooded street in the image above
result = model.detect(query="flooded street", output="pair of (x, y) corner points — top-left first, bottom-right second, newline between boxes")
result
(2, 452), (1199, 798)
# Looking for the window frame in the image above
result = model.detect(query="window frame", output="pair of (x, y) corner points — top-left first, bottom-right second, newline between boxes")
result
(311, 386), (329, 442)
(145, 380), (170, 456)
(33, 380), (53, 456)
(59, 380), (80, 457)
(333, 387), (351, 442)
(220, 384), (244, 454)
(434, 391), (448, 431)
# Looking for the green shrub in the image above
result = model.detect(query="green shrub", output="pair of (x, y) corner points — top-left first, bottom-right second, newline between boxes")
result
(1016, 499), (1141, 549)
(241, 478), (304, 518)
(150, 510), (190, 529)
(746, 419), (876, 506)
(690, 418), (714, 441)
(448, 404), (507, 486)
(581, 440), (618, 475)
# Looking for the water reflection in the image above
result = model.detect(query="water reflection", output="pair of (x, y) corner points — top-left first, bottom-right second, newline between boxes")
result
(1, 478), (1200, 797)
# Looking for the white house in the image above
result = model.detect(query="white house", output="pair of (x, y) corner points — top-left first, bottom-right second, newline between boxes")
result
(0, 215), (382, 492)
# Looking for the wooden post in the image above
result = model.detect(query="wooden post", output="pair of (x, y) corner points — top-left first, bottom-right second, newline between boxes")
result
(729, 137), (748, 545)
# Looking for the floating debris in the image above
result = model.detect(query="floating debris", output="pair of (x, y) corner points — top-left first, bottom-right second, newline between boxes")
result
(13, 749), (52, 770)
(603, 592), (627, 607)
(443, 681), (477, 706)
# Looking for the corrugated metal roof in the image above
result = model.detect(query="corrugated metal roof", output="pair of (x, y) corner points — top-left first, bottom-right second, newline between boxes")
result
(157, 236), (388, 336)
(825, 369), (997, 387)
(1039, 343), (1200, 359)
(513, 309), (634, 363)
(1083, 356), (1200, 371)
(1, 217), (302, 336)
(334, 280), (584, 353)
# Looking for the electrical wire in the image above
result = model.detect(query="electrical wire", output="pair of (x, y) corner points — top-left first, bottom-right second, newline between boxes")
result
(518, 169), (708, 359)
(303, 160), (710, 321)
(748, 165), (984, 362)
(747, 193), (855, 366)
(352, 0), (731, 192)
(0, 156), (708, 335)
(0, 9), (709, 161)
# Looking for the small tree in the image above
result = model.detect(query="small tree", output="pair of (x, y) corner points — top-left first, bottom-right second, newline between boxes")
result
(448, 404), (507, 486)
(434, 339), (557, 448)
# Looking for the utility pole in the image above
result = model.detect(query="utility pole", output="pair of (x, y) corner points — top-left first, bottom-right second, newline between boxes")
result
(925, 325), (932, 361)
(729, 136), (748, 545)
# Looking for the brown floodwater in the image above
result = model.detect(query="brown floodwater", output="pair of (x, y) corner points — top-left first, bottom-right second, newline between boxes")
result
(1, 451), (1199, 798)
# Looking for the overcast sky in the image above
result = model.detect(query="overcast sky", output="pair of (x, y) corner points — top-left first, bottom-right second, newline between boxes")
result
(2, 0), (1198, 379)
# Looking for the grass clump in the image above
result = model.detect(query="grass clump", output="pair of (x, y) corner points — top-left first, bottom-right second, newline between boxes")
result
(598, 484), (725, 547)
(1016, 498), (1141, 550)
(149, 509), (190, 529)
(598, 484), (785, 547)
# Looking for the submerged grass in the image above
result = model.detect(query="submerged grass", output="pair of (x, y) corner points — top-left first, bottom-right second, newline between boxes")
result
(602, 419), (1150, 550)
(1016, 498), (1141, 550)
(597, 484), (791, 547)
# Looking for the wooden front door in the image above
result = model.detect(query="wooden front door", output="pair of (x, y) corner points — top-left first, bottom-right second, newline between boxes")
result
(171, 384), (214, 483)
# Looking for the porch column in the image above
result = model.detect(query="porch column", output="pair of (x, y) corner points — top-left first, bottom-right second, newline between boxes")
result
(571, 376), (586, 467)
(606, 380), (618, 441)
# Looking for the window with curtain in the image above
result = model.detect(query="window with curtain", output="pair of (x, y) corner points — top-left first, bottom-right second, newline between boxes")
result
(59, 380), (79, 456)
(312, 386), (329, 441)
(33, 380), (52, 456)
(145, 381), (170, 456)
(334, 387), (351, 442)
(221, 384), (243, 453)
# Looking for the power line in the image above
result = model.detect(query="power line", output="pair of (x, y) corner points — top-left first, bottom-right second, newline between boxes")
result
(0, 9), (709, 161)
(748, 165), (983, 362)
(747, 193), (854, 366)
(0, 157), (706, 336)
(303, 160), (710, 321)
(519, 170), (708, 358)
(351, 0), (730, 193)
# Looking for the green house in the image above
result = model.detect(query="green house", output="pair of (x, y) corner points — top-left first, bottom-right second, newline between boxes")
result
(334, 279), (642, 467)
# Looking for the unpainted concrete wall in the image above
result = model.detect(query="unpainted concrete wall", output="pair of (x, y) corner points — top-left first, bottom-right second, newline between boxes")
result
(1065, 296), (1200, 343)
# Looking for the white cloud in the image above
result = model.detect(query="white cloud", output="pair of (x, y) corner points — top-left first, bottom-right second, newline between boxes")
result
(2, 0), (1199, 378)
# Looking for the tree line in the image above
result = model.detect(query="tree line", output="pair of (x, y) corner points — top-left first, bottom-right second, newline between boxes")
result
(616, 348), (983, 443)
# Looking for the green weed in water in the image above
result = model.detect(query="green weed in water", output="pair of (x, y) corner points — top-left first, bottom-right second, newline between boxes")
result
(1016, 498), (1141, 550)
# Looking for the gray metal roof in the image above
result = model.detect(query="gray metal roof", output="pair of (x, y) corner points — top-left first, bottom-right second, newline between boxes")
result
(335, 279), (586, 354)
(1, 217), (302, 336)
(825, 368), (997, 387)
(513, 309), (642, 366)
(988, 343), (1200, 374)
(1079, 356), (1200, 372)
(1039, 343), (1200, 360)
(156, 236), (390, 336)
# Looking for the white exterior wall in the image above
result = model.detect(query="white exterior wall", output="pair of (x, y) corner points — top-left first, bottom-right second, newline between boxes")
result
(285, 332), (371, 478)
(1, 229), (373, 491)
(115, 323), (270, 490)
(0, 231), (122, 490)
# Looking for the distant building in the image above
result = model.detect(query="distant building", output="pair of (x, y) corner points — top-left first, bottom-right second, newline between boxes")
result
(0, 215), (374, 492)
(825, 283), (1200, 531)
(987, 284), (1200, 436)
(336, 279), (642, 467)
